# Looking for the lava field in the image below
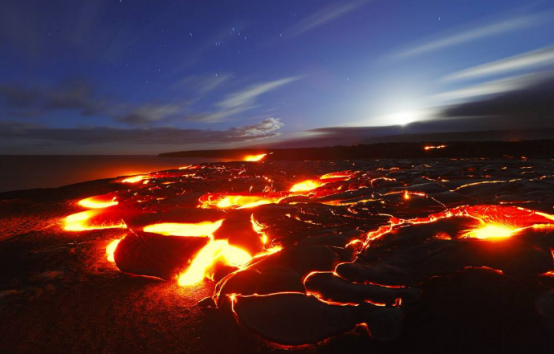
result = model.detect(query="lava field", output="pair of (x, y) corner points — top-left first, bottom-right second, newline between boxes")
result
(1, 158), (554, 354)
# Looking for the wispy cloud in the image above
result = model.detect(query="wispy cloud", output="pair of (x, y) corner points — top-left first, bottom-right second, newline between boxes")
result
(217, 77), (298, 110)
(0, 80), (109, 118)
(0, 76), (300, 126)
(441, 74), (554, 126)
(197, 76), (301, 123)
(431, 72), (544, 103)
(0, 118), (284, 145)
(393, 12), (551, 59)
(117, 102), (189, 125)
(0, 79), (195, 125)
(284, 0), (369, 38)
(443, 46), (554, 82)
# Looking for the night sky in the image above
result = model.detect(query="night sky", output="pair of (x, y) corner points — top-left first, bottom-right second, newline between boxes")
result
(1, 0), (554, 154)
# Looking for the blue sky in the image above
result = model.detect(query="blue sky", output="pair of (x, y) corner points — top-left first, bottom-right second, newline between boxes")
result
(1, 0), (554, 154)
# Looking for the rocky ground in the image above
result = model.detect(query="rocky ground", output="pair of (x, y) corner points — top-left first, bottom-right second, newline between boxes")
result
(1, 158), (554, 354)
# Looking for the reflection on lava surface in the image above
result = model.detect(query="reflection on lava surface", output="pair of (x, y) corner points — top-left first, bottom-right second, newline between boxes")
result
(62, 159), (554, 347)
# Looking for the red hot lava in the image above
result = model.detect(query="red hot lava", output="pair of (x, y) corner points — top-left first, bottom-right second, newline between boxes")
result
(62, 161), (554, 347)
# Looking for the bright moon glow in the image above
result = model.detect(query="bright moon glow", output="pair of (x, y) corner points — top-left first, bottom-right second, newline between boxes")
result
(389, 111), (421, 126)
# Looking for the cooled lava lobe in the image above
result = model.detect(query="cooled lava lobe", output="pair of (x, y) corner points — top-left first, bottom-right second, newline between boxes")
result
(4, 158), (554, 353)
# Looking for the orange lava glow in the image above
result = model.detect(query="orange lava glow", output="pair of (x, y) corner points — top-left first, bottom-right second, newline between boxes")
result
(462, 223), (520, 240)
(244, 154), (267, 162)
(64, 211), (125, 231)
(106, 239), (121, 263)
(290, 179), (323, 192)
(320, 171), (354, 180)
(78, 196), (118, 209)
(58, 160), (554, 348)
(250, 214), (269, 245)
(178, 240), (252, 286)
(424, 145), (447, 151)
(121, 175), (146, 183)
(143, 220), (224, 236)
(200, 194), (284, 209)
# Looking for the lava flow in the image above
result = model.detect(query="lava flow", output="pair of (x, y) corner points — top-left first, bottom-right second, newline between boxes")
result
(243, 154), (267, 162)
(61, 159), (554, 348)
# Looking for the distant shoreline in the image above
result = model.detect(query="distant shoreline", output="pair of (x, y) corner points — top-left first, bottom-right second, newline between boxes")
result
(159, 140), (554, 160)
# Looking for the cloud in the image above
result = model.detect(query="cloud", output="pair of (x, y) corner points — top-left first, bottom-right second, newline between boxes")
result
(443, 46), (554, 82)
(0, 79), (196, 126)
(196, 77), (301, 123)
(393, 12), (551, 59)
(0, 76), (298, 127)
(117, 102), (188, 125)
(228, 117), (284, 138)
(217, 77), (298, 110)
(0, 85), (39, 109)
(0, 118), (284, 145)
(441, 74), (554, 124)
(284, 0), (369, 38)
(260, 74), (554, 149)
(0, 80), (108, 118)
(430, 72), (544, 103)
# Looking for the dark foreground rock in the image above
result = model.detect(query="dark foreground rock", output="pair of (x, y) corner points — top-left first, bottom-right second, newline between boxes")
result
(1, 158), (554, 354)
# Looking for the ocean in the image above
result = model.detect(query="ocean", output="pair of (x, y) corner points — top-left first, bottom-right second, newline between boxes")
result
(0, 155), (225, 193)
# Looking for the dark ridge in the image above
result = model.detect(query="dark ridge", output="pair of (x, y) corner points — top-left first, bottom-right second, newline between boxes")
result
(159, 140), (554, 160)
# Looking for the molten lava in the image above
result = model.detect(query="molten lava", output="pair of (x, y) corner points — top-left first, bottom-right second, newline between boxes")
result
(143, 220), (223, 237)
(64, 211), (125, 231)
(290, 179), (323, 192)
(78, 196), (118, 209)
(200, 194), (284, 209)
(60, 160), (554, 348)
(121, 175), (146, 183)
(463, 223), (520, 240)
(178, 240), (252, 286)
(424, 145), (447, 151)
(106, 239), (121, 263)
(244, 154), (267, 162)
